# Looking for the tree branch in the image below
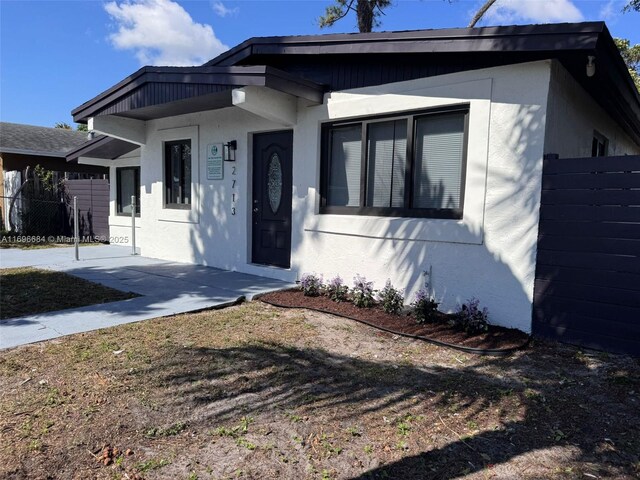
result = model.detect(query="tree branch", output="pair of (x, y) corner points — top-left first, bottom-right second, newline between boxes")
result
(319, 0), (356, 28)
(468, 0), (498, 28)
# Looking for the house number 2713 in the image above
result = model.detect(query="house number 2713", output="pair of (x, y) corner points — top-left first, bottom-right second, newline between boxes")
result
(231, 166), (237, 215)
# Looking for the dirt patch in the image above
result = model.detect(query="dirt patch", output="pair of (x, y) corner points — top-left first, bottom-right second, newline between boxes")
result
(0, 267), (138, 319)
(260, 289), (529, 351)
(0, 302), (638, 480)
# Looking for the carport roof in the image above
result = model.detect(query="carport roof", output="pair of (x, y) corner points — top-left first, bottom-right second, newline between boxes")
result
(66, 134), (139, 163)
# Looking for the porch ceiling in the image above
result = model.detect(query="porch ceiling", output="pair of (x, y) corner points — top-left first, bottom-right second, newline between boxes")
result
(71, 65), (325, 124)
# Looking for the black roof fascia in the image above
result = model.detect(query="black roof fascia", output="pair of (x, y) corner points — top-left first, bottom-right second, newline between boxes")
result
(72, 66), (325, 123)
(204, 22), (605, 67)
(202, 21), (640, 145)
(66, 135), (139, 163)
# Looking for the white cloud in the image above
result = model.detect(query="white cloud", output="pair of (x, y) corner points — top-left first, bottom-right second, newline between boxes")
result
(212, 1), (238, 18)
(484, 0), (584, 24)
(104, 0), (228, 66)
(599, 0), (624, 20)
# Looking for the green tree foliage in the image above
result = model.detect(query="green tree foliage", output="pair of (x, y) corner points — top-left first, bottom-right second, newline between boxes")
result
(614, 38), (640, 92)
(319, 0), (391, 33)
(623, 0), (639, 12)
(54, 122), (88, 132)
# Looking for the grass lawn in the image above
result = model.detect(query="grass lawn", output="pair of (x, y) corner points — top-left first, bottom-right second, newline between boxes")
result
(0, 302), (638, 479)
(0, 267), (137, 319)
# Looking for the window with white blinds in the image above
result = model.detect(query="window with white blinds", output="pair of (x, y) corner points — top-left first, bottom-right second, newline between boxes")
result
(327, 125), (362, 207)
(321, 106), (468, 219)
(413, 114), (465, 210)
(366, 120), (406, 208)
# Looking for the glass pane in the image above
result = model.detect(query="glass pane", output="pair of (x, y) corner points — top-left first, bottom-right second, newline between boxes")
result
(413, 114), (465, 210)
(165, 141), (191, 205)
(268, 153), (283, 213)
(182, 142), (191, 204)
(171, 144), (181, 204)
(118, 169), (135, 214)
(327, 125), (362, 207)
(366, 120), (406, 208)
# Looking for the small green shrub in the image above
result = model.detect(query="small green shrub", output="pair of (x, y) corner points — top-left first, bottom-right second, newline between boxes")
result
(299, 273), (323, 297)
(411, 288), (439, 324)
(351, 274), (375, 308)
(378, 280), (404, 315)
(325, 275), (349, 302)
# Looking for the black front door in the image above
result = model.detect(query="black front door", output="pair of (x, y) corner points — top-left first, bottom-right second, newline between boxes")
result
(252, 131), (293, 268)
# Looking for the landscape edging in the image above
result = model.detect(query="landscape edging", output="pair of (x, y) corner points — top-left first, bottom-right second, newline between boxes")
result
(257, 294), (531, 356)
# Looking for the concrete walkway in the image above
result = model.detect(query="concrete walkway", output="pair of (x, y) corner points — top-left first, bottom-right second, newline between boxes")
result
(0, 245), (293, 349)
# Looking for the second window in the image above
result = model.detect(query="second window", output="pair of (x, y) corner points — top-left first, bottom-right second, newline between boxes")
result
(164, 139), (192, 208)
(321, 106), (468, 219)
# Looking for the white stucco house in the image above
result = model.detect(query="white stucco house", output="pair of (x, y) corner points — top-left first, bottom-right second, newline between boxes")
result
(67, 22), (640, 334)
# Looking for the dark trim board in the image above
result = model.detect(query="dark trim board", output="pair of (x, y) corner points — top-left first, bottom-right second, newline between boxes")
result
(533, 154), (640, 356)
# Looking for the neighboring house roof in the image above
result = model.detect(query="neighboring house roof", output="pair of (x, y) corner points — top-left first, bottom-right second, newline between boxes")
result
(0, 122), (89, 157)
(70, 22), (640, 145)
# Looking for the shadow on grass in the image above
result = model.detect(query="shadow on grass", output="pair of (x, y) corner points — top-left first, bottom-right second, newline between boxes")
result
(145, 341), (640, 479)
(0, 267), (138, 320)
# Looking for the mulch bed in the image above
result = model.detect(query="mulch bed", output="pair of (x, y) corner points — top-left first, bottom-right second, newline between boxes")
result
(259, 289), (530, 353)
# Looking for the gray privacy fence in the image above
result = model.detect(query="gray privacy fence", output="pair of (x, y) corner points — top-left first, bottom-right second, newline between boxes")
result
(65, 179), (109, 239)
(533, 154), (640, 356)
(1, 179), (109, 240)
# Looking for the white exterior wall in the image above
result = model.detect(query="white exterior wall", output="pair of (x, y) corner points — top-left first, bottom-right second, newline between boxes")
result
(136, 108), (294, 280)
(294, 61), (552, 332)
(114, 61), (555, 332)
(545, 60), (640, 157)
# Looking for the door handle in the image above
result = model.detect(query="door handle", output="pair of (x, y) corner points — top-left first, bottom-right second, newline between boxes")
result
(253, 208), (259, 213)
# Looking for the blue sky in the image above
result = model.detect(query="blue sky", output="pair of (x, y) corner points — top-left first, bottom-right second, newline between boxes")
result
(1, 0), (638, 128)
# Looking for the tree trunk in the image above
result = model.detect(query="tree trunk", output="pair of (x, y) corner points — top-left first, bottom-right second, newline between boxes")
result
(357, 0), (374, 33)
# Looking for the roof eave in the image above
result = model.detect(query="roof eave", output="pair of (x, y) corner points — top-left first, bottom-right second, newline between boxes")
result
(204, 22), (606, 67)
(71, 66), (325, 123)
(0, 147), (67, 158)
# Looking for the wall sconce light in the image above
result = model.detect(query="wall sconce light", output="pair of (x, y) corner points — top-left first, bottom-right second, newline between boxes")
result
(223, 140), (237, 162)
(586, 56), (596, 78)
